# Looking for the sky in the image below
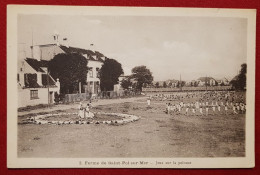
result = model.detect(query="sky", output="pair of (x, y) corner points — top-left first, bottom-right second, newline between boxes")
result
(18, 14), (247, 81)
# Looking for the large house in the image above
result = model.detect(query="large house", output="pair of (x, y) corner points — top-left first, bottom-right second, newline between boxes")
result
(166, 79), (179, 87)
(17, 57), (60, 108)
(30, 35), (105, 94)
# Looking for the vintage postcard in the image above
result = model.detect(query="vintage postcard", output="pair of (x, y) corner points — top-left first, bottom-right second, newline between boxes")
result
(7, 5), (256, 168)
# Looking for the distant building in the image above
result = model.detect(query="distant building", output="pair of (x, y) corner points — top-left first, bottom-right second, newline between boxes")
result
(17, 58), (60, 108)
(30, 35), (105, 94)
(216, 77), (230, 86)
(197, 77), (217, 86)
(153, 79), (179, 88)
(165, 79), (178, 87)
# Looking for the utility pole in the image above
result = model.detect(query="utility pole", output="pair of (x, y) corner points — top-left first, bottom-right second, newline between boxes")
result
(180, 74), (182, 91)
(79, 82), (81, 93)
(47, 67), (50, 108)
(206, 75), (208, 91)
(31, 27), (34, 58)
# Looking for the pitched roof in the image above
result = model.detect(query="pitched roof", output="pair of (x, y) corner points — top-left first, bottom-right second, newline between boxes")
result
(25, 58), (45, 73)
(41, 74), (56, 87)
(197, 77), (215, 82)
(59, 45), (105, 62)
(24, 73), (57, 88)
(24, 58), (57, 88)
(222, 77), (229, 81)
(31, 44), (56, 48)
(166, 79), (178, 83)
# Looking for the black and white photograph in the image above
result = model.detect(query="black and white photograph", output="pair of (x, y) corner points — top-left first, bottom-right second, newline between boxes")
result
(7, 5), (256, 168)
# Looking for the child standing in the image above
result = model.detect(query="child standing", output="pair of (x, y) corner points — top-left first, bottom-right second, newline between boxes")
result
(206, 106), (209, 116)
(224, 105), (228, 115)
(185, 106), (189, 116)
(212, 105), (216, 115)
(233, 105), (238, 114)
(147, 96), (151, 107)
(199, 106), (203, 116)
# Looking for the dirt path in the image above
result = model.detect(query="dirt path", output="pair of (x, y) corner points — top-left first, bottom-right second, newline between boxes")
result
(18, 96), (147, 116)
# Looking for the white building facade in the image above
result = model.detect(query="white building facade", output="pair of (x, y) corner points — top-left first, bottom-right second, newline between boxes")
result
(31, 41), (104, 95)
(17, 58), (60, 108)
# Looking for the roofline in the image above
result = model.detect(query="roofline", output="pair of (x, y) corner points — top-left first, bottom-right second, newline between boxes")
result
(30, 44), (57, 48)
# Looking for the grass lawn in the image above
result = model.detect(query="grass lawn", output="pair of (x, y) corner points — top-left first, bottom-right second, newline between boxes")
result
(18, 98), (245, 158)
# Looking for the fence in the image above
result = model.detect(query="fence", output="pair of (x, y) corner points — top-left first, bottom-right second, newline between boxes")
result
(63, 90), (141, 103)
(142, 86), (232, 92)
(63, 93), (91, 103)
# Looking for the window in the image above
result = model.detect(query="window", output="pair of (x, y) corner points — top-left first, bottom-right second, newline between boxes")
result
(24, 73), (39, 88)
(96, 68), (100, 78)
(89, 67), (93, 78)
(30, 90), (39, 99)
(17, 74), (20, 82)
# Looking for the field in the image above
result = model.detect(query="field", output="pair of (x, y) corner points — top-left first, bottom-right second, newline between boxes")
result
(18, 94), (245, 158)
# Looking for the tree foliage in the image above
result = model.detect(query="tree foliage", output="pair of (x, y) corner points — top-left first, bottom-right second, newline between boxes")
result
(176, 81), (186, 88)
(131, 66), (153, 90)
(230, 63), (247, 90)
(121, 77), (132, 90)
(48, 53), (88, 94)
(100, 58), (124, 91)
(155, 82), (160, 88)
(163, 82), (167, 88)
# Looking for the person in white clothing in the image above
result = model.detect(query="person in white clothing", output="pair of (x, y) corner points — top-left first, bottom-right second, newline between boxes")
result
(241, 104), (245, 114)
(85, 103), (94, 118)
(185, 107), (189, 116)
(192, 108), (195, 116)
(224, 105), (228, 115)
(199, 107), (203, 115)
(217, 105), (221, 113)
(212, 105), (216, 115)
(147, 97), (151, 107)
(166, 103), (170, 114)
(206, 106), (209, 116)
(78, 102), (85, 119)
(233, 105), (238, 114)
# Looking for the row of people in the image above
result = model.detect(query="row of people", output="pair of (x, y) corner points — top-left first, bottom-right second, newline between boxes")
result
(165, 102), (246, 115)
(151, 91), (245, 104)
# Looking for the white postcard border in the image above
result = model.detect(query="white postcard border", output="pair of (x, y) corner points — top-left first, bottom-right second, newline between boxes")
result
(7, 5), (256, 168)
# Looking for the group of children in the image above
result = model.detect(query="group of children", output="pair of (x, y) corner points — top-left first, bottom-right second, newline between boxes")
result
(78, 101), (94, 119)
(165, 101), (246, 116)
(149, 91), (246, 116)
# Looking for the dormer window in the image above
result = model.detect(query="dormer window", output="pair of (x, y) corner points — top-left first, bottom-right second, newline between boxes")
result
(89, 67), (93, 78)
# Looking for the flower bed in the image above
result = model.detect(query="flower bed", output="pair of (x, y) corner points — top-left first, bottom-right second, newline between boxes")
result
(25, 112), (140, 125)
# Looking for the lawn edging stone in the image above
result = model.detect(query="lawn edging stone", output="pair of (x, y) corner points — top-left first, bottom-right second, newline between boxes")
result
(26, 112), (140, 126)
